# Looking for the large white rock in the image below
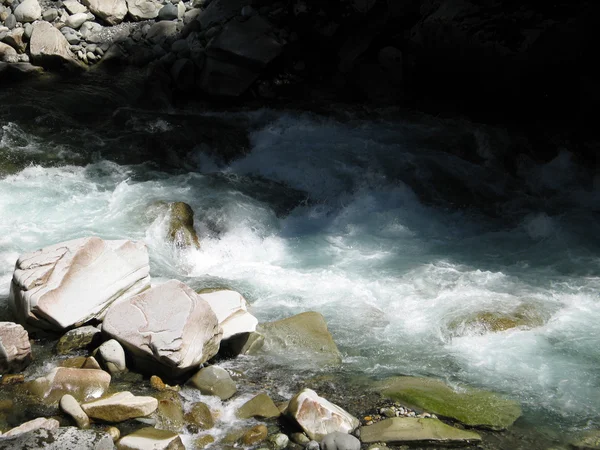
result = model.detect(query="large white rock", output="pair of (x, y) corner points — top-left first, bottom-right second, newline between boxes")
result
(81, 391), (158, 422)
(102, 280), (222, 377)
(13, 0), (41, 22)
(200, 289), (257, 340)
(286, 388), (359, 441)
(9, 236), (150, 330)
(0, 321), (32, 373)
(81, 0), (127, 24)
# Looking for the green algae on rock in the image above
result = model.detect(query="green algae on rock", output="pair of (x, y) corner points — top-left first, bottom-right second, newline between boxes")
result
(360, 417), (481, 444)
(375, 376), (522, 430)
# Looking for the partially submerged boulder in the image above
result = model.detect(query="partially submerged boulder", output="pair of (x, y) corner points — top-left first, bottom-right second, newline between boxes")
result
(236, 393), (280, 419)
(102, 280), (222, 378)
(375, 376), (522, 430)
(255, 311), (342, 367)
(286, 388), (359, 441)
(0, 321), (32, 373)
(26, 367), (111, 403)
(81, 391), (158, 422)
(9, 237), (150, 331)
(360, 417), (482, 444)
(146, 201), (200, 249)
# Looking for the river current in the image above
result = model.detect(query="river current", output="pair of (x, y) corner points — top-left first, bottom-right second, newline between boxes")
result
(1, 75), (599, 447)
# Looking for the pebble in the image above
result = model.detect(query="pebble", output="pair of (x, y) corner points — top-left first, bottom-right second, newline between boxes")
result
(104, 426), (120, 442)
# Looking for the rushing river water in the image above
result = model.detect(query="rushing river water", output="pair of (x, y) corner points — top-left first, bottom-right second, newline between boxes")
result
(1, 74), (599, 448)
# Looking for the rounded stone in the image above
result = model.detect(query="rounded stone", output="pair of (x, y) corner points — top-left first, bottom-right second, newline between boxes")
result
(242, 424), (268, 446)
(187, 366), (236, 400)
(60, 394), (90, 429)
(321, 432), (361, 450)
(269, 433), (289, 450)
(184, 402), (214, 431)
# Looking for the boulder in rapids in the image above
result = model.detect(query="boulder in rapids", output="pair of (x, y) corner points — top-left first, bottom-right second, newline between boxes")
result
(9, 236), (150, 331)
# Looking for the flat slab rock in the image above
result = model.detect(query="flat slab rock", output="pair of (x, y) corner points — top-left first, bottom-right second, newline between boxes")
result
(0, 426), (114, 450)
(81, 391), (158, 422)
(0, 321), (32, 374)
(117, 427), (184, 450)
(286, 388), (359, 442)
(10, 236), (150, 330)
(360, 417), (482, 444)
(375, 376), (522, 430)
(3, 417), (59, 437)
(26, 367), (111, 404)
(103, 279), (222, 377)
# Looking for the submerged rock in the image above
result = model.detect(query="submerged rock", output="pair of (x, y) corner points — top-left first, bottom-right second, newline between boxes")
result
(0, 321), (32, 374)
(155, 391), (185, 432)
(103, 280), (222, 378)
(360, 417), (482, 444)
(256, 311), (342, 367)
(286, 388), (359, 441)
(0, 426), (114, 450)
(184, 401), (213, 431)
(81, 391), (158, 422)
(375, 376), (522, 430)
(236, 392), (280, 419)
(10, 237), (150, 331)
(147, 201), (200, 249)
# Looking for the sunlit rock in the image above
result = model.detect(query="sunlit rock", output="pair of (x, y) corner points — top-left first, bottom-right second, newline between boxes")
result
(0, 426), (114, 449)
(0, 321), (32, 374)
(81, 391), (158, 422)
(116, 427), (184, 450)
(26, 367), (111, 404)
(187, 365), (236, 400)
(56, 326), (101, 355)
(102, 280), (222, 378)
(29, 21), (84, 71)
(286, 388), (359, 441)
(236, 392), (280, 419)
(375, 376), (522, 430)
(13, 0), (41, 23)
(2, 417), (59, 437)
(199, 289), (258, 340)
(360, 417), (481, 444)
(81, 0), (127, 24)
(10, 236), (150, 331)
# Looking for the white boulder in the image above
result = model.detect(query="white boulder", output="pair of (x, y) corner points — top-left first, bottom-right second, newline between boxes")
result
(200, 289), (258, 340)
(13, 0), (41, 22)
(102, 280), (222, 377)
(9, 236), (150, 330)
(0, 321), (32, 373)
(81, 0), (127, 24)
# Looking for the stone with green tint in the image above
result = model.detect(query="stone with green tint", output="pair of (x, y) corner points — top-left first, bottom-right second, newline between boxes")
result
(570, 430), (600, 449)
(376, 377), (521, 430)
(236, 392), (280, 419)
(360, 417), (481, 444)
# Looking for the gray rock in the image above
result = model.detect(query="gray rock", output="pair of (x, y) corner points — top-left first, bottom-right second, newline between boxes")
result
(187, 365), (236, 400)
(63, 0), (88, 14)
(0, 321), (31, 373)
(81, 0), (127, 24)
(14, 0), (41, 22)
(269, 433), (290, 450)
(0, 426), (114, 449)
(4, 14), (16, 30)
(95, 339), (127, 374)
(182, 7), (200, 24)
(23, 22), (33, 39)
(306, 441), (320, 450)
(145, 20), (177, 44)
(126, 0), (160, 20)
(117, 427), (184, 450)
(321, 432), (360, 450)
(3, 418), (59, 437)
(102, 280), (222, 378)
(42, 7), (59, 21)
(170, 38), (188, 53)
(3, 28), (26, 53)
(157, 3), (177, 20)
(65, 12), (89, 28)
(79, 21), (102, 40)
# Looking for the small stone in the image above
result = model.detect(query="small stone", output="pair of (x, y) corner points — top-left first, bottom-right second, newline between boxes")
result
(4, 14), (16, 30)
(242, 424), (268, 446)
(187, 365), (236, 400)
(95, 339), (127, 375)
(157, 3), (177, 20)
(321, 432), (360, 450)
(306, 442), (320, 450)
(65, 12), (89, 28)
(42, 8), (59, 21)
(117, 427), (184, 449)
(56, 326), (101, 355)
(14, 0), (41, 23)
(184, 402), (213, 431)
(269, 433), (289, 449)
(60, 394), (90, 428)
(150, 375), (166, 390)
(3, 417), (59, 437)
(0, 373), (25, 385)
(290, 432), (310, 445)
(105, 426), (120, 441)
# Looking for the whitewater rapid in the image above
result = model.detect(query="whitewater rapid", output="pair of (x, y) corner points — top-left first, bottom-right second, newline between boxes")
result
(1, 109), (599, 439)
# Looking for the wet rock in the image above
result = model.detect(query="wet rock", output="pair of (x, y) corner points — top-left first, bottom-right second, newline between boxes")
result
(103, 280), (222, 379)
(126, 0), (160, 20)
(3, 417), (59, 437)
(237, 393), (280, 419)
(155, 391), (185, 432)
(43, 8), (59, 21)
(0, 426), (114, 450)
(194, 435), (215, 448)
(105, 426), (120, 441)
(242, 424), (268, 446)
(116, 427), (184, 449)
(56, 326), (102, 355)
(268, 433), (290, 449)
(446, 305), (549, 337)
(165, 201), (200, 249)
(10, 237), (149, 330)
(286, 388), (359, 441)
(60, 394), (90, 429)
(360, 417), (481, 444)
(375, 376), (522, 430)
(290, 432), (310, 445)
(95, 339), (127, 375)
(0, 321), (32, 374)
(184, 401), (213, 430)
(570, 430), (600, 449)
(0, 373), (24, 385)
(158, 3), (177, 20)
(200, 15), (283, 96)
(81, 391), (158, 422)
(187, 365), (236, 400)
(256, 312), (342, 367)
(200, 289), (257, 340)
(13, 0), (41, 22)
(321, 431), (360, 450)
(26, 367), (111, 404)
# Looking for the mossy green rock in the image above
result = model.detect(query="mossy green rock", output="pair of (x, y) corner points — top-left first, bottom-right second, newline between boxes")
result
(360, 417), (481, 444)
(570, 430), (600, 449)
(146, 201), (200, 250)
(376, 377), (521, 430)
(155, 391), (185, 432)
(236, 393), (280, 419)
